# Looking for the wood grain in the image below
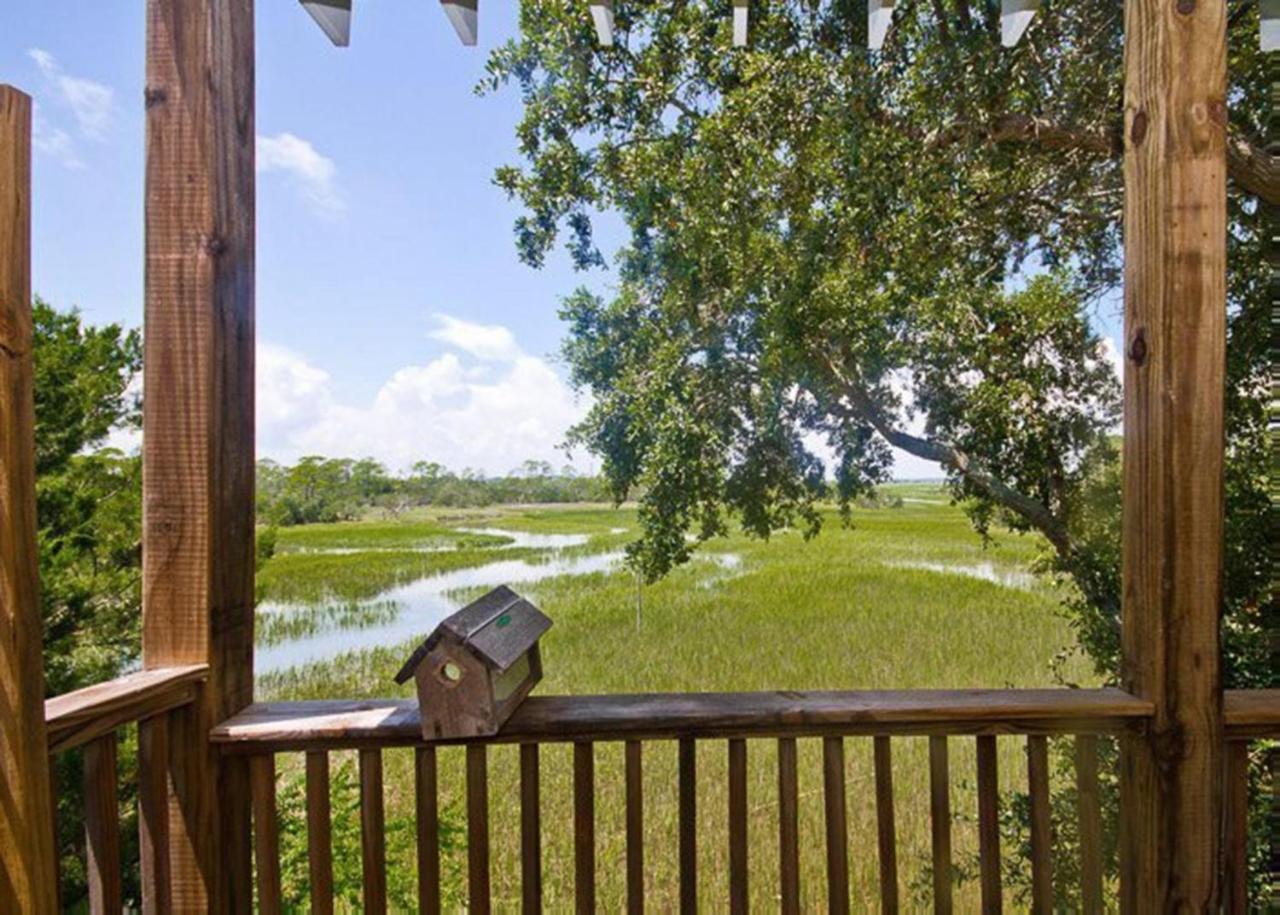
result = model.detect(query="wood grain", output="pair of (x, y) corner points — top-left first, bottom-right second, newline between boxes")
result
(822, 737), (849, 915)
(873, 736), (898, 914)
(467, 744), (491, 914)
(359, 749), (387, 913)
(574, 742), (595, 914)
(138, 714), (171, 914)
(520, 743), (542, 914)
(210, 689), (1155, 753)
(625, 741), (644, 915)
(1074, 736), (1102, 915)
(306, 751), (334, 915)
(727, 738), (748, 915)
(45, 665), (207, 753)
(142, 0), (256, 908)
(415, 746), (440, 915)
(777, 737), (800, 915)
(678, 738), (696, 914)
(1120, 0), (1227, 910)
(83, 735), (122, 915)
(928, 736), (952, 915)
(250, 755), (281, 915)
(1222, 741), (1249, 914)
(0, 83), (58, 915)
(1223, 689), (1280, 738)
(975, 737), (1001, 914)
(1026, 736), (1052, 913)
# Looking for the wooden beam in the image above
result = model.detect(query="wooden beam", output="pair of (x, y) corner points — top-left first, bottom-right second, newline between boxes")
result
(143, 0), (256, 909)
(0, 83), (59, 915)
(45, 665), (207, 754)
(732, 0), (749, 48)
(1000, 0), (1040, 47)
(588, 0), (614, 47)
(1120, 0), (1227, 910)
(442, 0), (478, 46)
(209, 688), (1156, 752)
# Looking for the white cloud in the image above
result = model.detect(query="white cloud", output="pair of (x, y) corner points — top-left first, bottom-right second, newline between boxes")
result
(256, 329), (591, 474)
(1098, 336), (1124, 384)
(428, 314), (523, 362)
(257, 132), (345, 217)
(31, 107), (83, 170)
(29, 48), (113, 139)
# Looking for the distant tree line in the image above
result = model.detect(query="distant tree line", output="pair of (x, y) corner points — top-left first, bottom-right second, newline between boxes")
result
(256, 456), (610, 525)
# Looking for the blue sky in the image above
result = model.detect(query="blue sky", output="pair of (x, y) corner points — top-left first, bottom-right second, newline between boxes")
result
(6, 3), (1121, 480)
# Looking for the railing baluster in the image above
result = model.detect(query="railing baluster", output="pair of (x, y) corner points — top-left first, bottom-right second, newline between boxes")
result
(975, 736), (1002, 914)
(360, 748), (387, 913)
(467, 744), (491, 914)
(822, 736), (850, 915)
(1073, 735), (1102, 915)
(416, 746), (441, 915)
(678, 737), (697, 914)
(1026, 736), (1052, 913)
(83, 733), (122, 915)
(1223, 741), (1250, 915)
(521, 744), (542, 914)
(777, 737), (800, 915)
(138, 715), (171, 915)
(306, 751), (334, 915)
(625, 740), (644, 915)
(727, 738), (748, 914)
(928, 736), (952, 915)
(250, 754), (282, 915)
(873, 736), (899, 914)
(574, 741), (596, 914)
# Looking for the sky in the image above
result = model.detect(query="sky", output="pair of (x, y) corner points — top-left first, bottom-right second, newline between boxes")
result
(3, 3), (1121, 482)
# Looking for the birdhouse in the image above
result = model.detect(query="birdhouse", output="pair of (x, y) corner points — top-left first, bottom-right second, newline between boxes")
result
(395, 585), (551, 740)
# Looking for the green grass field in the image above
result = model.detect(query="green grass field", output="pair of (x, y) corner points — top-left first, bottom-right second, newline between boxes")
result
(256, 486), (1100, 910)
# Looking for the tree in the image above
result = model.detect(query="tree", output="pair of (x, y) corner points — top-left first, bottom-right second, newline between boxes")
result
(31, 299), (143, 903)
(483, 0), (1269, 649)
(32, 298), (143, 694)
(485, 5), (1271, 902)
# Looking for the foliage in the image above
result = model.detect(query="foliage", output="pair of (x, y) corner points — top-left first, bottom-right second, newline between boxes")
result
(257, 456), (611, 524)
(275, 758), (466, 908)
(483, 2), (1272, 904)
(30, 299), (144, 905)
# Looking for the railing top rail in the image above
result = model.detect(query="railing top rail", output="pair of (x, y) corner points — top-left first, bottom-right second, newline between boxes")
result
(45, 664), (208, 753)
(1224, 688), (1280, 740)
(211, 687), (1160, 754)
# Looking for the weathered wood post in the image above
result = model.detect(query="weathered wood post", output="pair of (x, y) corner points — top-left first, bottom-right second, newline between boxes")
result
(1120, 0), (1226, 910)
(143, 0), (256, 909)
(0, 84), (59, 915)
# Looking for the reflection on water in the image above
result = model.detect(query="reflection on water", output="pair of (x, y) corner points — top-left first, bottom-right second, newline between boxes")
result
(257, 547), (622, 674)
(883, 560), (1037, 590)
(455, 528), (591, 549)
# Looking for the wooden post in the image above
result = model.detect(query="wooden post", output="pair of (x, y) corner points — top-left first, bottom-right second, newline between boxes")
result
(0, 84), (59, 915)
(143, 1), (256, 910)
(1120, 0), (1227, 910)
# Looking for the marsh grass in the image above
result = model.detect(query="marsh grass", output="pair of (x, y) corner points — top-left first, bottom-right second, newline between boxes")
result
(274, 520), (511, 552)
(257, 490), (1098, 909)
(256, 546), (542, 604)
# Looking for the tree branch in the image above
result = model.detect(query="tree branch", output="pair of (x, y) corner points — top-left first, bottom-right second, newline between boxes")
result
(820, 353), (1074, 557)
(924, 114), (1278, 206)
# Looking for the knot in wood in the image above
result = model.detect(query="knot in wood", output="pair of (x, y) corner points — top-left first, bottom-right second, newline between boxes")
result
(1128, 329), (1148, 366)
(200, 234), (227, 257)
(1130, 111), (1148, 147)
(1175, 0), (1195, 13)
(143, 87), (167, 108)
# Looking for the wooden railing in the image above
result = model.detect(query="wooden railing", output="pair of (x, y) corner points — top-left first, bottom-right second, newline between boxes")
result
(43, 665), (208, 911)
(213, 687), (1234, 913)
(40, 683), (1277, 912)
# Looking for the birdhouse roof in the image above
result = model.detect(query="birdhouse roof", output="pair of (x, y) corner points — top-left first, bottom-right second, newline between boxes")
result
(395, 585), (551, 683)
